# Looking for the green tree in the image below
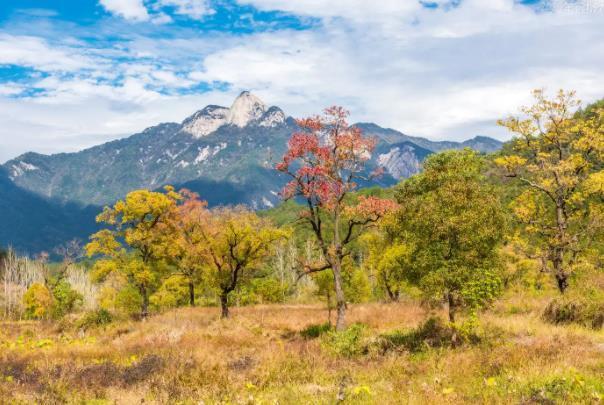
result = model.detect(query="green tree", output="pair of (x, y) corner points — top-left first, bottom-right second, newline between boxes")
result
(496, 90), (604, 293)
(395, 149), (506, 322)
(86, 187), (181, 319)
(50, 280), (83, 318)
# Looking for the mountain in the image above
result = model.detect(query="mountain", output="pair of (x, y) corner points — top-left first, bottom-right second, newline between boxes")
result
(355, 123), (503, 153)
(4, 92), (295, 209)
(1, 91), (503, 253)
(0, 166), (99, 254)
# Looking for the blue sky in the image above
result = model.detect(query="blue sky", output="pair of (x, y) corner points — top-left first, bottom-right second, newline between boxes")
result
(0, 0), (603, 162)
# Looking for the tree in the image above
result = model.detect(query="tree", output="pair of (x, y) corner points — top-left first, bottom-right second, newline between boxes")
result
(86, 187), (181, 319)
(162, 190), (210, 307)
(276, 106), (397, 331)
(23, 282), (53, 320)
(496, 90), (604, 293)
(361, 214), (413, 302)
(199, 207), (284, 318)
(45, 239), (84, 318)
(395, 149), (506, 323)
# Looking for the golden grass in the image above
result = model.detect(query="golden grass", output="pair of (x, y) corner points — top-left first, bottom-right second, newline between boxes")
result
(0, 295), (603, 404)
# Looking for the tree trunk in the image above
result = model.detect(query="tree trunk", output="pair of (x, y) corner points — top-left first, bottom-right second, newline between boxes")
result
(554, 204), (569, 294)
(555, 268), (568, 294)
(327, 290), (332, 326)
(552, 244), (568, 293)
(332, 258), (347, 332)
(188, 281), (195, 307)
(447, 291), (456, 323)
(140, 285), (149, 319)
(385, 283), (399, 302)
(220, 292), (229, 319)
(447, 291), (459, 346)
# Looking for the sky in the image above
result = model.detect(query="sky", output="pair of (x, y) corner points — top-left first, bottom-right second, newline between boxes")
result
(0, 0), (603, 162)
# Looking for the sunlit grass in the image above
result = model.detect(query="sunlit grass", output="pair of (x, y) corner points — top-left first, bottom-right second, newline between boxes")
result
(0, 295), (603, 404)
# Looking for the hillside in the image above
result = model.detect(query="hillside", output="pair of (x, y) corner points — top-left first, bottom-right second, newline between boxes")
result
(0, 167), (99, 254)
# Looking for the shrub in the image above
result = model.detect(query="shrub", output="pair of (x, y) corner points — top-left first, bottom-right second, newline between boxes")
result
(76, 309), (113, 330)
(231, 277), (289, 306)
(377, 316), (480, 353)
(543, 297), (604, 329)
(23, 283), (53, 319)
(252, 278), (289, 303)
(300, 322), (333, 339)
(50, 280), (83, 318)
(150, 276), (189, 310)
(321, 323), (367, 357)
(98, 283), (142, 317)
(344, 267), (372, 304)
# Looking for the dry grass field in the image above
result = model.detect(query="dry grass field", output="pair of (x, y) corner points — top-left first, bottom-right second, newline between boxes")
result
(1, 291), (603, 404)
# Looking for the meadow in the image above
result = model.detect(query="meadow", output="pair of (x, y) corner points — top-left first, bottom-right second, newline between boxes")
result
(1, 286), (603, 404)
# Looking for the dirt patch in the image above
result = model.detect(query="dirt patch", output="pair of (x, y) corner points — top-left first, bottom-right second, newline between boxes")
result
(0, 356), (42, 389)
(227, 355), (255, 371)
(73, 362), (122, 387)
(122, 354), (164, 386)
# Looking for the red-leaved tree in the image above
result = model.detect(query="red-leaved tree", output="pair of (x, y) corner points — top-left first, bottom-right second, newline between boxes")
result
(276, 106), (398, 331)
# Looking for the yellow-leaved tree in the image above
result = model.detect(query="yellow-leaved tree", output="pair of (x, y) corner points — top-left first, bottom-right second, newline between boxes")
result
(86, 187), (181, 318)
(161, 189), (210, 307)
(199, 206), (285, 318)
(361, 213), (413, 302)
(496, 90), (604, 293)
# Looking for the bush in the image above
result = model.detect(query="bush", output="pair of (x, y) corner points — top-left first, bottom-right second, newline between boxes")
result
(76, 309), (113, 330)
(543, 297), (604, 329)
(23, 283), (53, 320)
(150, 276), (190, 310)
(98, 283), (143, 317)
(252, 278), (289, 303)
(344, 268), (372, 304)
(231, 277), (289, 306)
(300, 322), (333, 339)
(50, 280), (83, 318)
(321, 323), (367, 357)
(377, 316), (480, 353)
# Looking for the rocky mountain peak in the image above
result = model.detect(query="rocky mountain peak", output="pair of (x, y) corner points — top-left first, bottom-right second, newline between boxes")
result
(258, 106), (286, 127)
(181, 105), (229, 138)
(181, 92), (284, 138)
(227, 91), (267, 127)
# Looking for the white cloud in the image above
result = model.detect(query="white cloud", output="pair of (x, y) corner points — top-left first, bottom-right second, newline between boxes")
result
(187, 2), (604, 141)
(237, 0), (421, 23)
(0, 83), (24, 96)
(155, 0), (214, 20)
(98, 0), (214, 22)
(1, 0), (604, 162)
(99, 0), (150, 21)
(0, 34), (95, 71)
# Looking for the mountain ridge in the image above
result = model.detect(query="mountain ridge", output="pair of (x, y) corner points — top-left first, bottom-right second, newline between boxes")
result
(1, 91), (503, 253)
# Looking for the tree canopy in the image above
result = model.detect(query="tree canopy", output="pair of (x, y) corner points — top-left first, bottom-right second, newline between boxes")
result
(276, 106), (397, 330)
(496, 90), (604, 293)
(395, 149), (506, 322)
